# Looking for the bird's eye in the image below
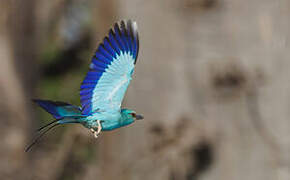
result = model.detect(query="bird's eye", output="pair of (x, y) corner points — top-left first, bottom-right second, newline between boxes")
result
(131, 113), (136, 117)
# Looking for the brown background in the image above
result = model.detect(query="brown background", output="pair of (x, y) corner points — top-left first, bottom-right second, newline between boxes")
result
(0, 0), (289, 179)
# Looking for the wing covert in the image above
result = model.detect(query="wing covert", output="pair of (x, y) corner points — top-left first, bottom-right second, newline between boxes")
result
(80, 20), (139, 115)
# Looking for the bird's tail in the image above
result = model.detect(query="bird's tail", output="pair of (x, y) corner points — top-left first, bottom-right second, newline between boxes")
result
(32, 99), (83, 119)
(25, 100), (86, 152)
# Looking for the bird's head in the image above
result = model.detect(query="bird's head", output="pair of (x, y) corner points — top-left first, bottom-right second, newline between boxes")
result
(121, 109), (144, 125)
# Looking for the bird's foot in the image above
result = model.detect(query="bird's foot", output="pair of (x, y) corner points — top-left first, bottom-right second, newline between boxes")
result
(90, 128), (101, 138)
(90, 120), (102, 138)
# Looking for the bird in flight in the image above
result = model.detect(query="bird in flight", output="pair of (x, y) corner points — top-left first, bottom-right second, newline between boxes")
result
(26, 20), (143, 151)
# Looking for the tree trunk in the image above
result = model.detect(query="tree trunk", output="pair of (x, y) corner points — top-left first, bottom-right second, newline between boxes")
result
(0, 0), (36, 179)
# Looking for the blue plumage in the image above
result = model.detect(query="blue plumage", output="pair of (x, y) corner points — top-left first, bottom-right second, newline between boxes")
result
(33, 99), (82, 119)
(80, 20), (139, 115)
(26, 20), (143, 152)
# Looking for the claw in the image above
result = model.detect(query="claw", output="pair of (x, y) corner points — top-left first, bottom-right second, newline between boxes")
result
(90, 128), (95, 133)
(90, 120), (102, 138)
(96, 120), (102, 134)
(94, 131), (99, 138)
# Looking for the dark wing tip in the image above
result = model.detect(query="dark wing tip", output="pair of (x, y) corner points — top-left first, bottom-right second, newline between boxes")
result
(110, 20), (139, 63)
(113, 20), (138, 41)
(112, 20), (138, 39)
(120, 20), (126, 29)
(129, 20), (139, 62)
(114, 21), (122, 34)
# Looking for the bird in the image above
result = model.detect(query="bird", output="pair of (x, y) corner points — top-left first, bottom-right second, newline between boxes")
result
(26, 20), (143, 152)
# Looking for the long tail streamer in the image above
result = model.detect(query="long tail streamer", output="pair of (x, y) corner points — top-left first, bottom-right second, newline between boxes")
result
(25, 122), (61, 152)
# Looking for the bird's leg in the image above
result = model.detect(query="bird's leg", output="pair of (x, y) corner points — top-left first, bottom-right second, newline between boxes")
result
(96, 120), (102, 134)
(90, 128), (95, 134)
(90, 120), (102, 138)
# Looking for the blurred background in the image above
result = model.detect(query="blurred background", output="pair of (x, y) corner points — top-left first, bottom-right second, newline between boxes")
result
(0, 0), (290, 179)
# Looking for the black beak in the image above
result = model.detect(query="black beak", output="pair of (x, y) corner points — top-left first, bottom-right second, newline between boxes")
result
(135, 114), (144, 120)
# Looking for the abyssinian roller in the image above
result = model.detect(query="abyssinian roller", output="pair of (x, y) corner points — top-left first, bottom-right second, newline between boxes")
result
(26, 20), (143, 151)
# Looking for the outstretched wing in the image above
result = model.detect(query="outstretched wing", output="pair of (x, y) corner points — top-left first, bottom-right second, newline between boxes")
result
(80, 20), (139, 115)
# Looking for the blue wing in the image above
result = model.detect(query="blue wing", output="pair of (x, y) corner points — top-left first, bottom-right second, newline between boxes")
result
(80, 20), (139, 115)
